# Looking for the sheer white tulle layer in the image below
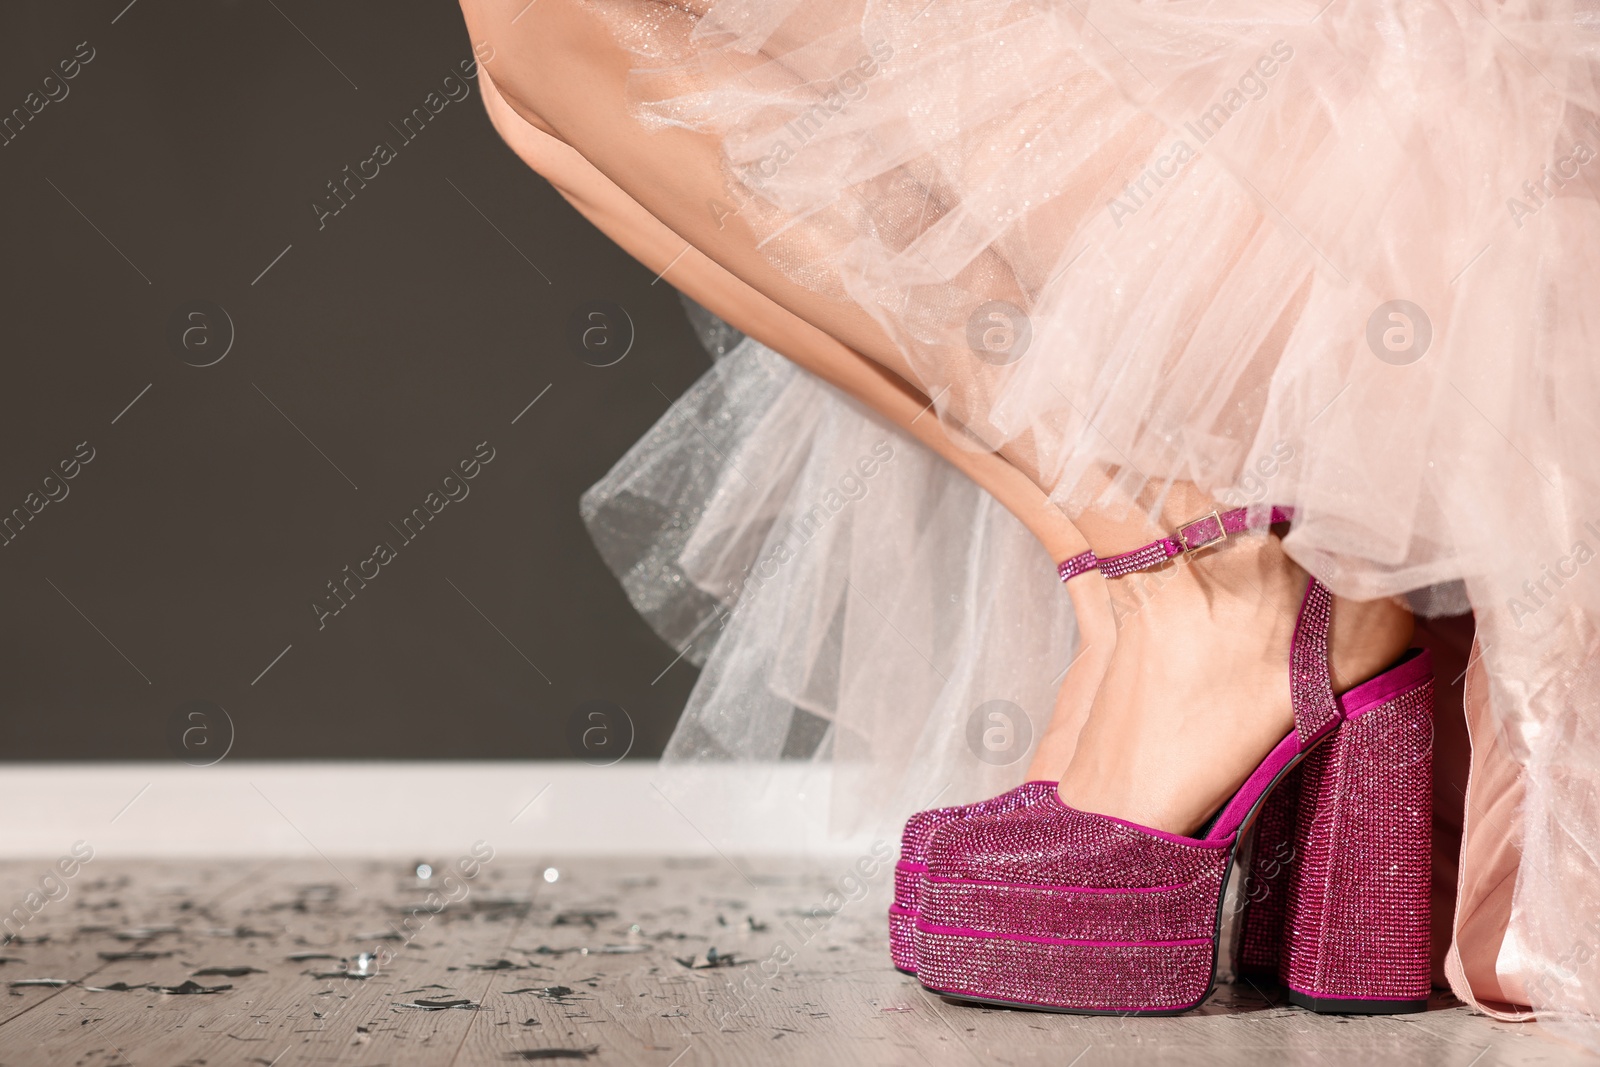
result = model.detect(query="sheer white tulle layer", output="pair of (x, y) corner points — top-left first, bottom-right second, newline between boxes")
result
(583, 333), (1080, 843)
(577, 0), (1600, 1037)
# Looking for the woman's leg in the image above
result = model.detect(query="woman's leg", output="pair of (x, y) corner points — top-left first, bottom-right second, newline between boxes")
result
(473, 62), (1115, 776)
(465, 0), (1416, 828)
(461, 0), (1051, 485)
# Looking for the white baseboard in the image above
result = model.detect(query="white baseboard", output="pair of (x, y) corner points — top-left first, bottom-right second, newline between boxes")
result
(0, 762), (878, 859)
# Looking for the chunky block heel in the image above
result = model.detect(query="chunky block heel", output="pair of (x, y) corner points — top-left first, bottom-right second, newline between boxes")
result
(1281, 650), (1434, 1014)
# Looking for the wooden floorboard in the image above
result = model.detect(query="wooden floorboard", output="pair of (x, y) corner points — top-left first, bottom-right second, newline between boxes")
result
(0, 856), (1591, 1066)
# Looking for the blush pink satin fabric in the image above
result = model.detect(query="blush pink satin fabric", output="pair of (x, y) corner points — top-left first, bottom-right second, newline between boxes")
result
(1446, 624), (1536, 1020)
(1421, 614), (1575, 1024)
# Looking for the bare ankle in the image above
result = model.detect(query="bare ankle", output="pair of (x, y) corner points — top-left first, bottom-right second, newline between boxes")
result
(1329, 592), (1414, 692)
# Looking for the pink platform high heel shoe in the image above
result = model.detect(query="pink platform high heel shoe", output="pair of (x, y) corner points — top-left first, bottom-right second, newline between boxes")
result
(914, 508), (1434, 1015)
(890, 539), (1304, 979)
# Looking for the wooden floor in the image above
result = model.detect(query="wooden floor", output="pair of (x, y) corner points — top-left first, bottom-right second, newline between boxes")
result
(0, 857), (1590, 1066)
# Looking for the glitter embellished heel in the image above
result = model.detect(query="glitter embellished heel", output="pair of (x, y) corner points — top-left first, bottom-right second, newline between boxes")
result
(912, 507), (1430, 1014)
(1280, 650), (1434, 1013)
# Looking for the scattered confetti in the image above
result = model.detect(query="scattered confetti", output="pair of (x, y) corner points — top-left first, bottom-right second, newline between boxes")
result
(151, 980), (232, 995)
(393, 997), (477, 1011)
(192, 966), (265, 977)
(506, 1048), (598, 1061)
(675, 948), (737, 969)
(97, 950), (170, 961)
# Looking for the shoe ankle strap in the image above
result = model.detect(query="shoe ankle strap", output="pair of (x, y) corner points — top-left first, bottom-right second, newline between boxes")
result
(1054, 507), (1294, 583)
(1291, 577), (1340, 748)
(1056, 550), (1100, 582)
(1056, 506), (1336, 753)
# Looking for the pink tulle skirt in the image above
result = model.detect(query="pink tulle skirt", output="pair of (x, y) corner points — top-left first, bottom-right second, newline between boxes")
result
(572, 0), (1600, 1040)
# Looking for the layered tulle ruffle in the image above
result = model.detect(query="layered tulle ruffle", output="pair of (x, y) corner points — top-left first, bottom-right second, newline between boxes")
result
(577, 0), (1600, 1037)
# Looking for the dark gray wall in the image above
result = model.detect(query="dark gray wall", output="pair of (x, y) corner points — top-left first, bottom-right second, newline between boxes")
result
(0, 1), (708, 759)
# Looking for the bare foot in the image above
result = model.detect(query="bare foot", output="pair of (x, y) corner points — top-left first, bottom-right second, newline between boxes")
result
(1055, 531), (1413, 835)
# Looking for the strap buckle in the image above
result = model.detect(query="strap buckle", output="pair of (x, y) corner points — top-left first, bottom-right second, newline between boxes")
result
(1177, 511), (1227, 555)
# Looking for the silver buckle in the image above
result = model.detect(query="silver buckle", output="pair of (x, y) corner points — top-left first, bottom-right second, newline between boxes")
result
(1178, 511), (1227, 555)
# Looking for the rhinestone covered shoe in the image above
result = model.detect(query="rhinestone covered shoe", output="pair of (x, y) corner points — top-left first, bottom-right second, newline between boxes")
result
(893, 515), (1313, 982)
(913, 509), (1434, 1015)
